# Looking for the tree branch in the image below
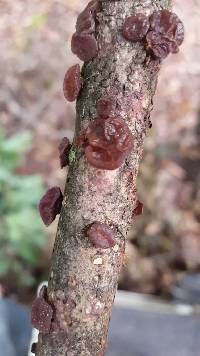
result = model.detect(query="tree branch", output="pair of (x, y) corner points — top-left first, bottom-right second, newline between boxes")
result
(35, 0), (172, 355)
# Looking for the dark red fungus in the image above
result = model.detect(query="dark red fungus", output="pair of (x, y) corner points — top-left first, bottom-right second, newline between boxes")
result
(133, 200), (143, 216)
(86, 0), (99, 13)
(86, 222), (116, 249)
(147, 10), (184, 58)
(31, 295), (53, 333)
(71, 33), (98, 62)
(122, 13), (150, 42)
(72, 1), (99, 62)
(76, 8), (95, 34)
(146, 32), (171, 58)
(58, 137), (71, 168)
(85, 145), (124, 170)
(63, 64), (82, 102)
(76, 0), (98, 34)
(39, 187), (63, 226)
(97, 97), (116, 119)
(78, 117), (134, 170)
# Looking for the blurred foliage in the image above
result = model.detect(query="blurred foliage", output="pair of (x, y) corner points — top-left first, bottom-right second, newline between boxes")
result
(0, 128), (46, 286)
(28, 13), (47, 30)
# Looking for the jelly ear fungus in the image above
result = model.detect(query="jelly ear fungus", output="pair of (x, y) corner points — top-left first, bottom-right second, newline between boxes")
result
(77, 117), (134, 170)
(86, 222), (116, 249)
(122, 9), (184, 60)
(71, 0), (99, 62)
(63, 64), (82, 102)
(39, 187), (63, 226)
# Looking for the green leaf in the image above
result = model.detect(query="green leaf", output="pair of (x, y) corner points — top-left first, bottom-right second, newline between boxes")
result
(2, 131), (32, 153)
(0, 130), (32, 171)
(5, 175), (44, 210)
(0, 127), (47, 287)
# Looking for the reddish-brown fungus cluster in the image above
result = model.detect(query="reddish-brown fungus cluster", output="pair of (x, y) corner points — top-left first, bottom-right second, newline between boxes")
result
(122, 10), (184, 59)
(63, 64), (82, 102)
(39, 187), (63, 226)
(78, 116), (134, 170)
(86, 222), (116, 249)
(71, 1), (99, 62)
(58, 137), (71, 168)
(147, 10), (184, 59)
(31, 286), (53, 333)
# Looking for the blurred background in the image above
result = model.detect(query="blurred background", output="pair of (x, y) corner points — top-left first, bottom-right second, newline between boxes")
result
(0, 0), (200, 355)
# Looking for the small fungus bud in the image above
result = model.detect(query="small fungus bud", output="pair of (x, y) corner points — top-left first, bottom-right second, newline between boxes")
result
(58, 137), (71, 168)
(147, 10), (184, 59)
(78, 117), (133, 170)
(63, 64), (82, 102)
(31, 295), (53, 333)
(71, 33), (98, 62)
(86, 222), (116, 249)
(39, 187), (63, 226)
(133, 200), (143, 216)
(97, 97), (116, 119)
(122, 13), (150, 42)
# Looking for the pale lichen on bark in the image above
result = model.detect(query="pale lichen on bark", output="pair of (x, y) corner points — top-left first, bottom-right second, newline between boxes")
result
(36, 0), (172, 355)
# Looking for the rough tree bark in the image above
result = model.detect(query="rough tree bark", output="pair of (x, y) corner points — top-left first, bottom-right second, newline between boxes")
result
(36, 0), (172, 355)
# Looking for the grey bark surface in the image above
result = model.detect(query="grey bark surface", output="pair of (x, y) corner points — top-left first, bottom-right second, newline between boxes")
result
(36, 0), (172, 355)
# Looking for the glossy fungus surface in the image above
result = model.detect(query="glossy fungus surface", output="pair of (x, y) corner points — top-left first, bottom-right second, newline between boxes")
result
(122, 13), (150, 42)
(76, 0), (98, 34)
(39, 187), (63, 226)
(147, 10), (184, 58)
(72, 1), (98, 62)
(58, 137), (71, 168)
(86, 222), (116, 248)
(71, 33), (98, 62)
(63, 64), (82, 102)
(78, 117), (134, 170)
